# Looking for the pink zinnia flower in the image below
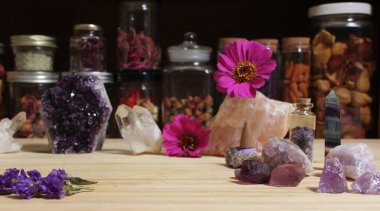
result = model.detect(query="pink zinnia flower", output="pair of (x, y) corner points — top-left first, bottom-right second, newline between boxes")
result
(163, 115), (210, 157)
(214, 40), (277, 98)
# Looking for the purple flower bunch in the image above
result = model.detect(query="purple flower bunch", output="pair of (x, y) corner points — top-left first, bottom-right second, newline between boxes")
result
(0, 168), (95, 199)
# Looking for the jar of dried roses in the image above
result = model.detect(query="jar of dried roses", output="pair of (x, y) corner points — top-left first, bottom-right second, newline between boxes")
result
(70, 24), (106, 72)
(163, 32), (213, 126)
(308, 2), (377, 138)
(6, 71), (60, 138)
(118, 0), (160, 70)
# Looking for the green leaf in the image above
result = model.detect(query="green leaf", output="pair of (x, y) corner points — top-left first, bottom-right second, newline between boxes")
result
(69, 177), (97, 185)
(64, 181), (95, 196)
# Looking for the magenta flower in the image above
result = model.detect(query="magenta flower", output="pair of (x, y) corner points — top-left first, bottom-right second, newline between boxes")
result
(163, 115), (210, 157)
(214, 40), (276, 98)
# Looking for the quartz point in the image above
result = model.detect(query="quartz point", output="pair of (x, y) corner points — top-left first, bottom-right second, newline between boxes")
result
(269, 164), (305, 187)
(115, 104), (162, 154)
(352, 172), (380, 194)
(235, 159), (271, 184)
(325, 90), (341, 155)
(205, 91), (294, 156)
(0, 112), (26, 153)
(263, 137), (313, 173)
(317, 157), (348, 193)
(225, 122), (261, 168)
(42, 73), (112, 153)
(326, 143), (376, 179)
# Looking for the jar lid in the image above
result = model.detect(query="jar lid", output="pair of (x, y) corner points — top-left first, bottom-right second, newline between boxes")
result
(6, 71), (60, 83)
(254, 38), (279, 52)
(74, 24), (102, 31)
(308, 2), (372, 18)
(116, 70), (162, 82)
(282, 37), (310, 48)
(168, 32), (212, 63)
(62, 71), (113, 83)
(218, 37), (247, 51)
(11, 35), (57, 48)
(121, 1), (158, 10)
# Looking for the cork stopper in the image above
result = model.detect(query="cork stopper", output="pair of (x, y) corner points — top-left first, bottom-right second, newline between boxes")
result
(295, 98), (311, 104)
(218, 37), (247, 50)
(240, 122), (255, 148)
(254, 38), (279, 52)
(282, 37), (310, 49)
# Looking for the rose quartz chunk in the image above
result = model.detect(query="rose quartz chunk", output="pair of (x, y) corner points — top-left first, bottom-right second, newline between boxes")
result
(326, 143), (376, 179)
(204, 92), (293, 156)
(269, 164), (305, 187)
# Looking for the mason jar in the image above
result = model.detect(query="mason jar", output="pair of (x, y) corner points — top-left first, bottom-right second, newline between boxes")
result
(163, 32), (213, 126)
(11, 35), (56, 71)
(6, 71), (60, 138)
(70, 24), (106, 72)
(118, 0), (160, 70)
(308, 2), (377, 138)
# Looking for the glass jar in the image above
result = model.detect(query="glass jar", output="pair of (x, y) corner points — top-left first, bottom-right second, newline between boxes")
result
(118, 0), (160, 70)
(116, 70), (162, 127)
(281, 37), (311, 103)
(62, 71), (116, 143)
(308, 2), (377, 138)
(0, 43), (5, 119)
(6, 71), (60, 138)
(11, 35), (56, 71)
(163, 32), (213, 126)
(70, 24), (106, 72)
(255, 39), (281, 100)
(289, 98), (316, 162)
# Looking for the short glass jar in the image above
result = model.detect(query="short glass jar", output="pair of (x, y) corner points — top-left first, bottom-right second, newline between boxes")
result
(281, 37), (310, 103)
(163, 32), (213, 126)
(118, 0), (160, 70)
(11, 35), (56, 71)
(289, 98), (316, 162)
(116, 70), (162, 126)
(70, 24), (106, 72)
(308, 2), (377, 138)
(6, 71), (60, 138)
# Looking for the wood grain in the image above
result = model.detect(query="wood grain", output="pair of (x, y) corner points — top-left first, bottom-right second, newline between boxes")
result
(0, 139), (379, 211)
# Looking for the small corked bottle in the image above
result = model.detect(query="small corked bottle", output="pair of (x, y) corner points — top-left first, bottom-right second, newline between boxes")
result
(289, 98), (316, 162)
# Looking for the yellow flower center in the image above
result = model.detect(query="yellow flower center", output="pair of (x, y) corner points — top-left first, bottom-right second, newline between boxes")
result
(233, 61), (257, 83)
(179, 135), (198, 152)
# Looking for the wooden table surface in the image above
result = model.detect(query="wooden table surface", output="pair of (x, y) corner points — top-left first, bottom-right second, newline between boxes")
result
(0, 138), (379, 211)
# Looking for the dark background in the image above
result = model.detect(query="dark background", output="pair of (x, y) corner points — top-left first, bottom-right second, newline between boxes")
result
(0, 0), (377, 71)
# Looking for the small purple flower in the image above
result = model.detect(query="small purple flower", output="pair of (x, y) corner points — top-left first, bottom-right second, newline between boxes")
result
(0, 168), (20, 194)
(12, 177), (39, 199)
(27, 170), (42, 181)
(40, 169), (69, 199)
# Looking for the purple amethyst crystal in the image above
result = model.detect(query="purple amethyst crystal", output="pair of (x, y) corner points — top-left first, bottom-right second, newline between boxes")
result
(42, 73), (112, 153)
(234, 159), (271, 184)
(317, 157), (348, 193)
(290, 126), (314, 162)
(225, 147), (261, 168)
(269, 164), (305, 187)
(352, 172), (380, 194)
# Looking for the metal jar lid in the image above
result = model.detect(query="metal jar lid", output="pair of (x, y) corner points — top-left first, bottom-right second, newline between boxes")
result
(6, 71), (60, 83)
(11, 35), (57, 48)
(61, 71), (114, 83)
(74, 24), (102, 31)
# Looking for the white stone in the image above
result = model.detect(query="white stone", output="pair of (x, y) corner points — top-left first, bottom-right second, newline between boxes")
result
(0, 112), (26, 153)
(115, 105), (162, 154)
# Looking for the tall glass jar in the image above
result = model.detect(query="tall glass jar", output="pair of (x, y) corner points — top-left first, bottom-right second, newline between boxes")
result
(289, 98), (316, 162)
(281, 37), (311, 103)
(163, 32), (213, 126)
(6, 71), (60, 138)
(118, 0), (160, 70)
(255, 39), (281, 100)
(11, 35), (56, 71)
(309, 2), (377, 138)
(70, 24), (106, 72)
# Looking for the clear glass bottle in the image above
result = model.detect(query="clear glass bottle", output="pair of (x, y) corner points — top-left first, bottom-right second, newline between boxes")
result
(163, 32), (213, 126)
(6, 71), (60, 138)
(281, 37), (310, 103)
(118, 0), (160, 70)
(255, 39), (281, 100)
(11, 35), (56, 71)
(308, 2), (377, 138)
(289, 98), (316, 162)
(70, 24), (106, 72)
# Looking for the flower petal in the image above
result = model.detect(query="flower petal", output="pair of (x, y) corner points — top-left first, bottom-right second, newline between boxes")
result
(252, 77), (265, 88)
(214, 71), (236, 89)
(224, 42), (239, 63)
(257, 60), (277, 74)
(217, 54), (236, 72)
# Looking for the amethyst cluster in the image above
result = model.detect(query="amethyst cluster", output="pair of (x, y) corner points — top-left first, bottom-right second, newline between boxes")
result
(42, 73), (112, 153)
(290, 126), (314, 161)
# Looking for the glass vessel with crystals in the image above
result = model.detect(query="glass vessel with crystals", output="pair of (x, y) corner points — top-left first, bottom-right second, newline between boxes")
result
(289, 98), (316, 162)
(163, 32), (213, 126)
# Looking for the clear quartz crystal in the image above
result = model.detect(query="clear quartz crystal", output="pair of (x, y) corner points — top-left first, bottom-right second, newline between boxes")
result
(289, 98), (316, 162)
(0, 112), (26, 153)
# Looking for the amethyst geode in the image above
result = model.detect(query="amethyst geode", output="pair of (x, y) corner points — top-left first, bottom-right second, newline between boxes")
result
(42, 73), (112, 153)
